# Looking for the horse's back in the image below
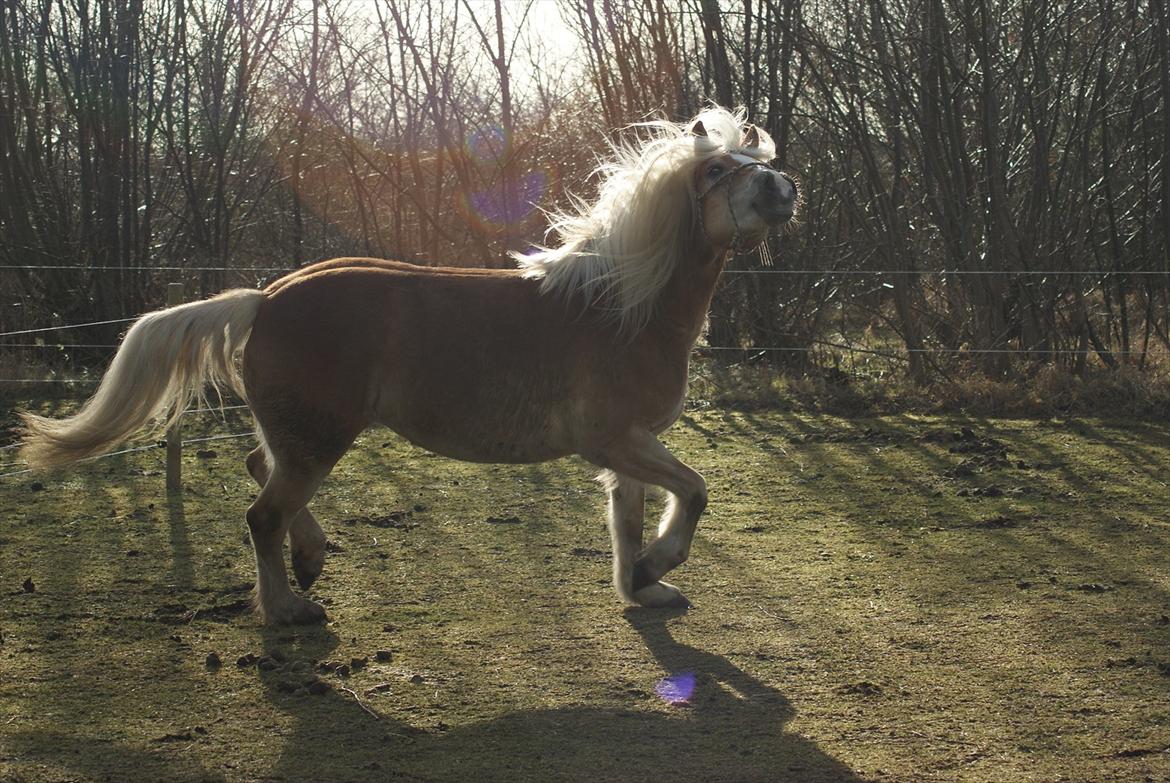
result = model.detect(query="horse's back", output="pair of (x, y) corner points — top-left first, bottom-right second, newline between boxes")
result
(245, 259), (607, 463)
(264, 256), (523, 294)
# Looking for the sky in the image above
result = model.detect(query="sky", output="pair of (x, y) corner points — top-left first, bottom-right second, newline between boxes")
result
(459, 0), (584, 98)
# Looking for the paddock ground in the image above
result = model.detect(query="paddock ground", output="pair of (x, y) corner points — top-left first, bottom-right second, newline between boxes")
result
(1, 408), (1169, 782)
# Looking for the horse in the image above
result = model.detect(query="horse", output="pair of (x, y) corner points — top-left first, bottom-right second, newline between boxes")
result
(20, 106), (798, 625)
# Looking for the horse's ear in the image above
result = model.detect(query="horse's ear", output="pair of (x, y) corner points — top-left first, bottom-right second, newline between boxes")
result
(692, 120), (708, 138)
(744, 124), (761, 149)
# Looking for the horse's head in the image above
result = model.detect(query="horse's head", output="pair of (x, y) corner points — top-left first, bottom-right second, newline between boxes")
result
(518, 107), (801, 335)
(691, 120), (798, 254)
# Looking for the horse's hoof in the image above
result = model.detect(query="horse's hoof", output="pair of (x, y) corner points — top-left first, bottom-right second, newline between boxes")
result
(263, 596), (328, 626)
(287, 597), (327, 624)
(633, 581), (691, 609)
(292, 548), (325, 590)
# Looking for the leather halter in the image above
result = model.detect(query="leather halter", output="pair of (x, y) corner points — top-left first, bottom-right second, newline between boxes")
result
(694, 158), (775, 255)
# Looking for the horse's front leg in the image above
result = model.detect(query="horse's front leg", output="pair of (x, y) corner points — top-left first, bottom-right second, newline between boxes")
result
(592, 429), (707, 608)
(246, 446), (328, 590)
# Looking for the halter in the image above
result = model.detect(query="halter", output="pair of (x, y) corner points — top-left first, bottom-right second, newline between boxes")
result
(694, 157), (775, 255)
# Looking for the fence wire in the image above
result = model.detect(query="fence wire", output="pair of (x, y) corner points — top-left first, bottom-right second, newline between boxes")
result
(2, 265), (1166, 388)
(0, 344), (1162, 387)
(0, 317), (137, 339)
(0, 430), (256, 479)
(0, 404), (252, 468)
(3, 264), (1166, 342)
(0, 430), (257, 479)
(2, 263), (1169, 275)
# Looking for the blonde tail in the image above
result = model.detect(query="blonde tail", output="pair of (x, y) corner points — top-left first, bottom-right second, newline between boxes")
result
(20, 288), (267, 469)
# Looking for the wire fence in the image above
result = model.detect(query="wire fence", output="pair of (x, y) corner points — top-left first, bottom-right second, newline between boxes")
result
(3, 264), (1170, 275)
(3, 267), (1168, 344)
(0, 339), (1162, 388)
(0, 395), (253, 470)
(0, 430), (256, 480)
(3, 262), (1167, 349)
(0, 343), (121, 349)
(2, 264), (1167, 397)
(0, 317), (138, 339)
(2, 261), (1167, 486)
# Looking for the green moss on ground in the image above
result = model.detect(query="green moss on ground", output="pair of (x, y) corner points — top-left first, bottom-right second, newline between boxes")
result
(1, 409), (1169, 782)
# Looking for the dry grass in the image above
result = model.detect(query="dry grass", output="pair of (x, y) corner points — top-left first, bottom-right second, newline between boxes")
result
(2, 404), (1169, 781)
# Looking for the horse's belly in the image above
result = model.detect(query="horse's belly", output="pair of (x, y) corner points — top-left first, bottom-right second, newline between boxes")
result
(375, 396), (580, 465)
(403, 432), (571, 464)
(386, 421), (574, 464)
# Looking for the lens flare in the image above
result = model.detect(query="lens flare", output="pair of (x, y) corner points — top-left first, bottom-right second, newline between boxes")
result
(655, 671), (697, 705)
(466, 126), (509, 165)
(468, 171), (548, 225)
(455, 167), (556, 239)
(456, 122), (562, 239)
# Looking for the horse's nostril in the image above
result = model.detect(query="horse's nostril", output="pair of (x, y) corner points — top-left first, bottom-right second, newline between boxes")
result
(761, 171), (795, 205)
(753, 171), (797, 221)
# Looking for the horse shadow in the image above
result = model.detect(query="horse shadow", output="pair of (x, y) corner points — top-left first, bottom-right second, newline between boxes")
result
(259, 611), (868, 783)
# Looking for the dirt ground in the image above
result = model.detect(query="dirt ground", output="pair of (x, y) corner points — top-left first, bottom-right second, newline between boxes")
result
(1, 408), (1169, 782)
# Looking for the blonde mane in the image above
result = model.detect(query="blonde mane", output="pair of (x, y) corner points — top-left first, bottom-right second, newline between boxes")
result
(516, 106), (776, 335)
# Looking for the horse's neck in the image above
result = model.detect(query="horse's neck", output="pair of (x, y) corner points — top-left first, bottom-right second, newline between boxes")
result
(650, 244), (728, 347)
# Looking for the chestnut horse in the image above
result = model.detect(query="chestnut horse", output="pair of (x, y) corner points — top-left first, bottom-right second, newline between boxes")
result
(21, 107), (798, 624)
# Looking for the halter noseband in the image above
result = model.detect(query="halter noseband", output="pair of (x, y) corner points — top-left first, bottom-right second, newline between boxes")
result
(694, 158), (775, 255)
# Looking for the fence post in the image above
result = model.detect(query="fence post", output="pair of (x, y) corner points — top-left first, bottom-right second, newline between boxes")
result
(165, 282), (185, 492)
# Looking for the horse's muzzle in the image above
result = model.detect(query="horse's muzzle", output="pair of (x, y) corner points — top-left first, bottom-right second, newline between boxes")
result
(752, 170), (798, 224)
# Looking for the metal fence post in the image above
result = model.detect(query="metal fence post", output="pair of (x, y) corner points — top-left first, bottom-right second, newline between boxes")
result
(165, 282), (185, 492)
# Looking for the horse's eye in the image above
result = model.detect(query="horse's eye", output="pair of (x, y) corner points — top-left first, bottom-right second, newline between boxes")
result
(707, 164), (725, 179)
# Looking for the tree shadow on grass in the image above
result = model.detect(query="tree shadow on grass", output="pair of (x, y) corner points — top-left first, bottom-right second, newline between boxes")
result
(258, 612), (867, 783)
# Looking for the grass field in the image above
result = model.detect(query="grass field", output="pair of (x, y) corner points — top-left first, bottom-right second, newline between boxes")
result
(2, 407), (1169, 782)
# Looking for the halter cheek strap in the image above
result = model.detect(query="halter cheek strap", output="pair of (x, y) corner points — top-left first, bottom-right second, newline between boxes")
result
(694, 159), (774, 255)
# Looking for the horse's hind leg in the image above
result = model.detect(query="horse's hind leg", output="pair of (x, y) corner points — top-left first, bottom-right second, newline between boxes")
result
(246, 446), (327, 590)
(600, 470), (645, 603)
